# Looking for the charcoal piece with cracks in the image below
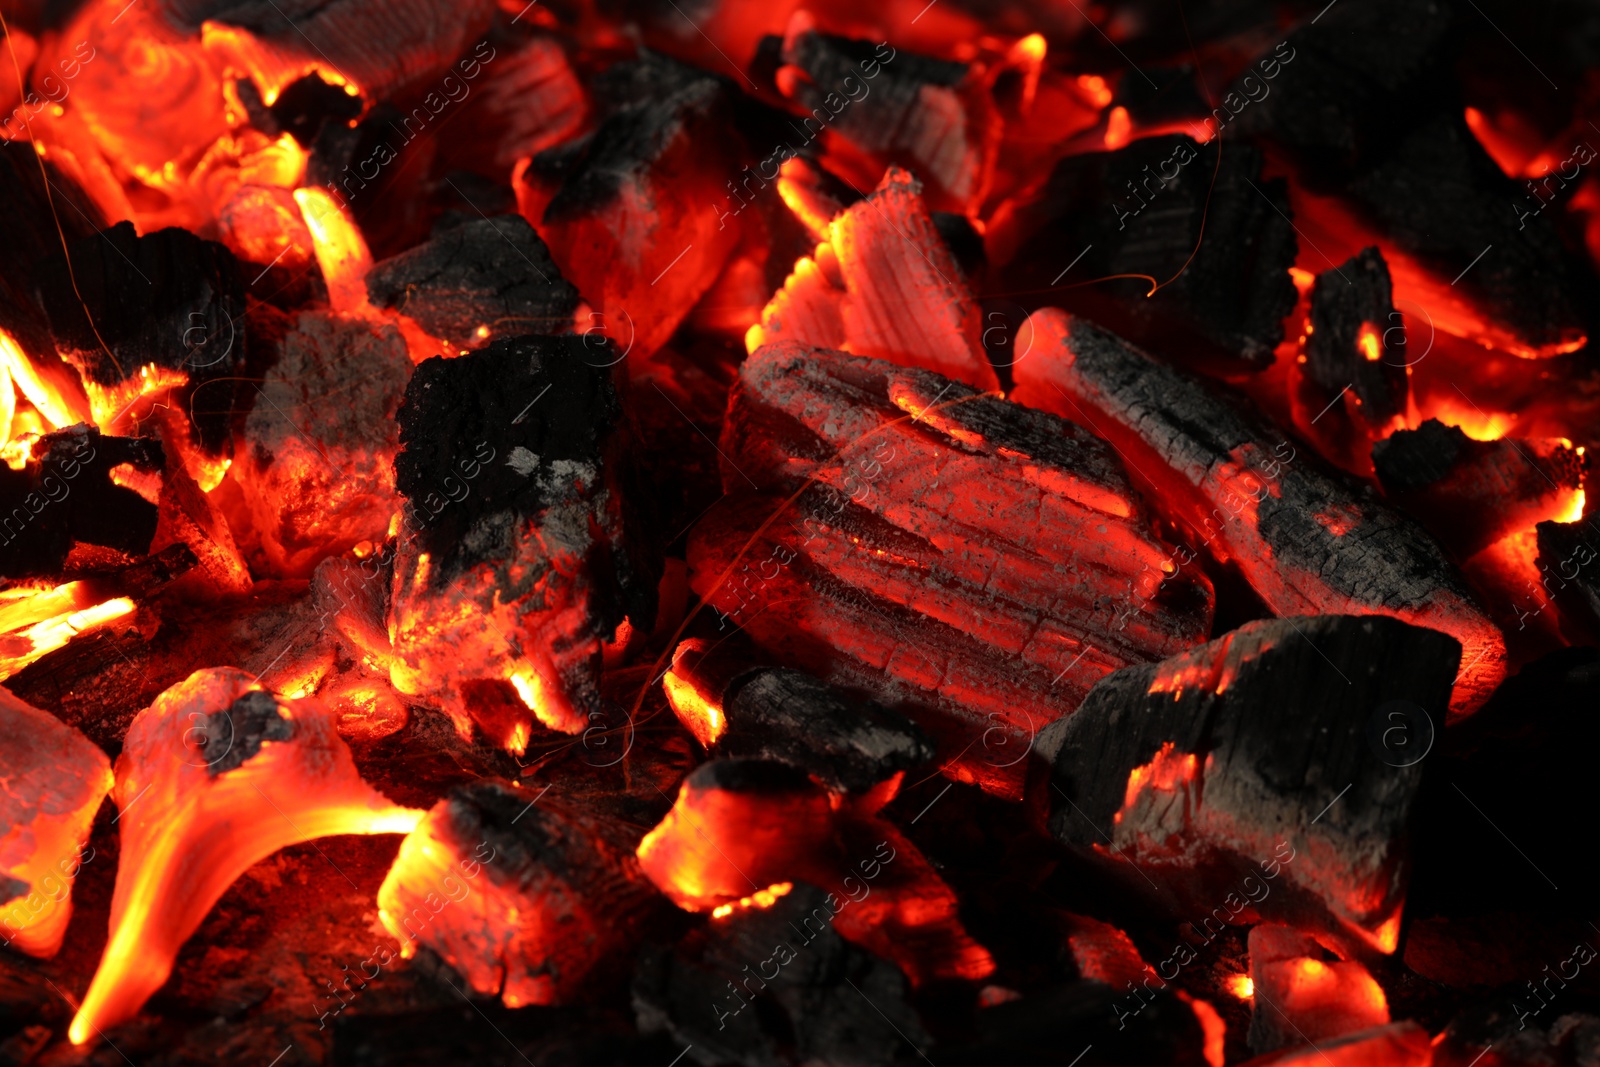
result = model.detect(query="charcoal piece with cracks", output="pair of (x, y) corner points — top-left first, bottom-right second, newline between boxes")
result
(1375, 420), (1582, 559)
(36, 221), (245, 456)
(377, 779), (659, 1007)
(520, 50), (744, 361)
(390, 334), (659, 746)
(1305, 247), (1408, 427)
(989, 135), (1298, 372)
(365, 215), (579, 352)
(632, 881), (930, 1067)
(1036, 614), (1459, 959)
(1345, 111), (1588, 360)
(0, 425), (163, 578)
(720, 667), (935, 795)
(0, 140), (106, 360)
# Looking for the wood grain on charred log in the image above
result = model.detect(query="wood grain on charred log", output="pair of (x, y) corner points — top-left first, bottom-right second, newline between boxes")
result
(1013, 309), (1505, 717)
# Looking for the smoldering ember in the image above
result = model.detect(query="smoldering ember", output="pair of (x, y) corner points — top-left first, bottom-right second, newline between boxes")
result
(2, 0), (1600, 1065)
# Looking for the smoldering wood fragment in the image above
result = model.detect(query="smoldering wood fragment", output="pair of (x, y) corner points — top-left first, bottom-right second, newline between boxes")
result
(1534, 510), (1600, 647)
(232, 309), (411, 576)
(774, 24), (994, 213)
(0, 425), (162, 578)
(365, 215), (579, 352)
(37, 222), (246, 456)
(1013, 309), (1506, 717)
(722, 669), (934, 794)
(632, 881), (931, 1067)
(749, 167), (999, 390)
(1373, 420), (1582, 558)
(989, 135), (1298, 371)
(1305, 247), (1407, 426)
(937, 981), (1210, 1067)
(521, 50), (744, 361)
(689, 343), (1213, 799)
(1038, 614), (1457, 958)
(665, 639), (934, 793)
(161, 0), (498, 103)
(377, 779), (659, 1007)
(1247, 925), (1388, 1054)
(390, 335), (658, 746)
(1345, 113), (1587, 359)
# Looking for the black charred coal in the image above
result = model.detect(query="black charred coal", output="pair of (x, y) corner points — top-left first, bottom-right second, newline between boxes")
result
(633, 881), (929, 1067)
(394, 334), (656, 620)
(1535, 510), (1600, 647)
(775, 27), (965, 143)
(365, 215), (579, 351)
(331, 1004), (676, 1067)
(1305, 247), (1407, 426)
(939, 982), (1209, 1067)
(0, 141), (106, 359)
(265, 71), (364, 147)
(1227, 0), (1457, 179)
(1037, 614), (1457, 957)
(1433, 1003), (1600, 1067)
(1346, 112), (1587, 359)
(0, 425), (163, 578)
(992, 135), (1297, 371)
(717, 667), (935, 794)
(1374, 420), (1583, 558)
(36, 222), (246, 455)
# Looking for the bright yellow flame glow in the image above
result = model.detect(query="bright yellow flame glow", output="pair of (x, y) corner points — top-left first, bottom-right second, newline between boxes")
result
(711, 882), (793, 920)
(293, 187), (373, 313)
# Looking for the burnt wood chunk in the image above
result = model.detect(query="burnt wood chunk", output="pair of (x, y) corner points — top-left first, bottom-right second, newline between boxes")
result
(750, 167), (999, 391)
(1039, 614), (1457, 958)
(0, 426), (162, 578)
(1374, 420), (1582, 558)
(632, 881), (930, 1067)
(773, 24), (992, 213)
(233, 309), (411, 576)
(989, 135), (1298, 372)
(688, 343), (1213, 799)
(1305, 247), (1407, 427)
(521, 51), (743, 361)
(0, 141), (106, 361)
(1533, 510), (1600, 649)
(390, 335), (657, 748)
(939, 981), (1211, 1067)
(37, 222), (245, 456)
(1247, 925), (1388, 1054)
(0, 685), (111, 958)
(163, 0), (498, 104)
(364, 215), (579, 352)
(1013, 309), (1505, 717)
(664, 639), (934, 794)
(1345, 113), (1586, 359)
(377, 779), (657, 1007)
(1237, 1022), (1432, 1066)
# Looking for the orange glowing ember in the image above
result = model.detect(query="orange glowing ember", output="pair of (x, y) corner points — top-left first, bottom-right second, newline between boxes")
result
(1114, 742), (1200, 825)
(0, 583), (134, 682)
(0, 687), (111, 959)
(68, 668), (422, 1044)
(294, 187), (374, 313)
(711, 881), (793, 919)
(1226, 973), (1255, 999)
(1358, 323), (1382, 362)
(662, 667), (725, 748)
(1104, 105), (1132, 150)
(0, 329), (90, 445)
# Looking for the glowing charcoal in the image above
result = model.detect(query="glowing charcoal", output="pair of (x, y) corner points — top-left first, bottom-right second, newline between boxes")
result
(0, 686), (111, 958)
(1041, 615), (1451, 958)
(377, 779), (657, 1007)
(1014, 309), (1505, 718)
(1247, 925), (1388, 1054)
(388, 335), (656, 750)
(689, 343), (1211, 798)
(749, 167), (999, 391)
(67, 668), (422, 1044)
